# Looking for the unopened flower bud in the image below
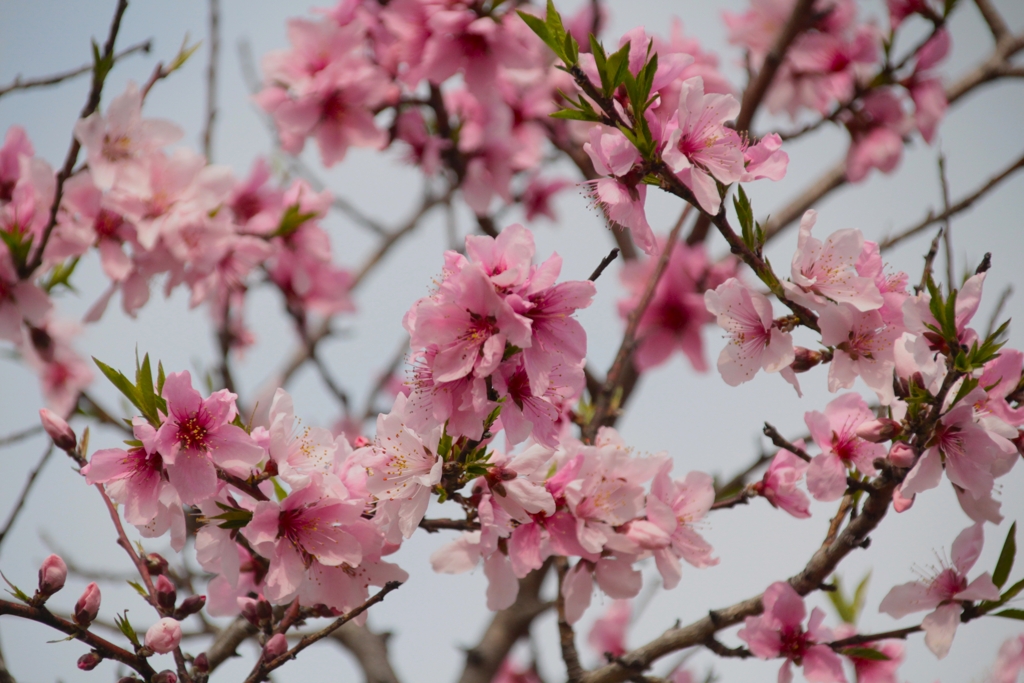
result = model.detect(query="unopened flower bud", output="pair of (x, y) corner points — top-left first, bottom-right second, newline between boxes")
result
(789, 347), (823, 373)
(888, 443), (916, 468)
(146, 553), (169, 576)
(155, 575), (176, 610)
(264, 633), (288, 659)
(192, 652), (210, 673)
(353, 435), (371, 448)
(256, 598), (272, 621)
(37, 554), (67, 598)
(145, 617), (182, 654)
(175, 594), (206, 619)
(152, 671), (178, 683)
(855, 418), (902, 443)
(239, 597), (259, 625)
(78, 652), (102, 670)
(39, 409), (76, 451)
(74, 582), (101, 627)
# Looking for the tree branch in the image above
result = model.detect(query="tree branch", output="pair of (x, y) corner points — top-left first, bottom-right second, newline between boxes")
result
(973, 0), (1009, 42)
(555, 558), (585, 683)
(330, 621), (402, 683)
(0, 40), (150, 99)
(202, 0), (220, 161)
(0, 446), (55, 555)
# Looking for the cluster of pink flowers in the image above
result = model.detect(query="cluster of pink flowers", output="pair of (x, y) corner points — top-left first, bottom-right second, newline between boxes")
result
(404, 224), (594, 447)
(725, 0), (950, 182)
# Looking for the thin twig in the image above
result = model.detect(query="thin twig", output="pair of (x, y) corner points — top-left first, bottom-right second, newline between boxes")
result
(555, 558), (585, 683)
(918, 228), (944, 293)
(0, 40), (150, 99)
(242, 581), (402, 683)
(20, 0), (130, 278)
(973, 0), (1009, 41)
(202, 0), (220, 160)
(880, 150), (1024, 251)
(0, 446), (55, 554)
(734, 0), (815, 135)
(588, 248), (620, 282)
(937, 152), (954, 289)
(821, 494), (854, 549)
(828, 625), (922, 649)
(762, 423), (810, 462)
(0, 425), (42, 448)
(418, 518), (480, 533)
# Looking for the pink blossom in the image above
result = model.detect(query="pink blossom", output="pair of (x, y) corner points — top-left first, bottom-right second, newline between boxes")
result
(265, 388), (344, 488)
(738, 581), (847, 683)
(833, 625), (905, 683)
(819, 303), (901, 405)
(39, 408), (75, 451)
(804, 393), (886, 501)
(705, 278), (795, 386)
(583, 128), (654, 255)
(742, 133), (790, 182)
(662, 77), (746, 214)
(37, 554), (67, 597)
(73, 82), (182, 191)
(153, 371), (264, 505)
(879, 523), (1001, 658)
(989, 634), (1024, 683)
(22, 319), (93, 416)
(843, 89), (912, 183)
(0, 153), (55, 247)
(0, 126), (34, 201)
(74, 582), (101, 627)
(522, 176), (571, 222)
(0, 254), (51, 343)
(905, 30), (950, 143)
(51, 172), (133, 282)
(755, 444), (811, 518)
(588, 600), (631, 659)
(264, 633), (288, 659)
(145, 618), (182, 654)
(903, 272), (986, 353)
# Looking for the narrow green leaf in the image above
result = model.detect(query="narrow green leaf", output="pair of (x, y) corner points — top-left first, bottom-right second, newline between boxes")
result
(517, 11), (550, 47)
(127, 580), (149, 599)
(994, 522), (1017, 588)
(272, 478), (288, 502)
(157, 361), (167, 395)
(0, 572), (31, 604)
(826, 578), (855, 624)
(114, 611), (141, 647)
(993, 609), (1024, 620)
(544, 0), (569, 63)
(842, 647), (892, 661)
(94, 358), (144, 415)
(606, 41), (631, 94)
(852, 572), (871, 622)
(274, 204), (320, 238)
(550, 108), (602, 122)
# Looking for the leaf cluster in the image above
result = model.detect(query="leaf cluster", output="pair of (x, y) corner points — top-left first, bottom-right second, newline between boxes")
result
(979, 522), (1024, 621)
(93, 353), (167, 427)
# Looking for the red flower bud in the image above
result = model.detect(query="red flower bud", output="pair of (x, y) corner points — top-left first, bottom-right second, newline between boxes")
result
(264, 633), (288, 659)
(888, 442), (916, 468)
(146, 553), (169, 576)
(155, 575), (176, 610)
(239, 598), (259, 625)
(256, 598), (272, 621)
(152, 671), (178, 683)
(175, 594), (206, 619)
(39, 409), (76, 451)
(855, 418), (902, 443)
(74, 582), (101, 627)
(37, 554), (67, 598)
(78, 652), (102, 670)
(192, 653), (210, 673)
(789, 347), (823, 373)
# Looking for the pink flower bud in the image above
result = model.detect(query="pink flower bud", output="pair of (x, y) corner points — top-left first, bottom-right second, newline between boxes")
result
(192, 652), (210, 673)
(789, 347), (823, 373)
(74, 582), (101, 627)
(78, 652), (102, 670)
(145, 617), (182, 654)
(855, 418), (902, 443)
(256, 598), (272, 621)
(239, 597), (259, 625)
(264, 633), (288, 659)
(155, 575), (176, 610)
(353, 435), (371, 448)
(174, 594), (206, 619)
(146, 553), (169, 576)
(892, 483), (915, 513)
(888, 442), (916, 468)
(39, 409), (76, 451)
(152, 671), (178, 683)
(37, 554), (67, 597)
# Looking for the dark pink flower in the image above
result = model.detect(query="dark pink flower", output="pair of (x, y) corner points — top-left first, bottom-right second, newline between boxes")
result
(804, 393), (886, 501)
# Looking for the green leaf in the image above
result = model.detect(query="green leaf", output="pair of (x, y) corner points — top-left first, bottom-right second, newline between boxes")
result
(544, 0), (570, 64)
(842, 647), (892, 661)
(563, 31), (578, 66)
(212, 501), (255, 529)
(127, 580), (149, 599)
(951, 376), (980, 407)
(0, 571), (31, 604)
(826, 577), (855, 624)
(272, 477), (288, 502)
(852, 572), (871, 622)
(167, 34), (202, 73)
(114, 611), (141, 648)
(734, 186), (755, 251)
(0, 230), (33, 270)
(157, 361), (166, 395)
(274, 203), (320, 238)
(994, 522), (1017, 589)
(94, 358), (145, 417)
(517, 11), (550, 48)
(43, 257), (81, 293)
(993, 609), (1024, 620)
(604, 41), (631, 96)
(550, 108), (602, 121)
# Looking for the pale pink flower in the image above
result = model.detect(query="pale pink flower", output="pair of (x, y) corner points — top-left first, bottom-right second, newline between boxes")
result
(989, 634), (1024, 683)
(265, 388), (343, 488)
(903, 272), (985, 352)
(705, 278), (795, 386)
(819, 303), (901, 405)
(0, 255), (51, 343)
(738, 581), (847, 683)
(51, 172), (133, 282)
(73, 81), (183, 191)
(662, 77), (746, 215)
(755, 443), (811, 518)
(492, 658), (543, 683)
(742, 133), (790, 182)
(583, 127), (654, 255)
(153, 371), (265, 505)
(804, 393), (886, 501)
(833, 624), (904, 683)
(588, 600), (631, 659)
(784, 211), (883, 312)
(522, 176), (572, 222)
(905, 30), (950, 144)
(145, 618), (182, 654)
(22, 319), (94, 416)
(879, 523), (1001, 658)
(0, 126), (34, 201)
(37, 554), (67, 597)
(0, 154), (55, 246)
(74, 582), (101, 627)
(843, 89), (912, 183)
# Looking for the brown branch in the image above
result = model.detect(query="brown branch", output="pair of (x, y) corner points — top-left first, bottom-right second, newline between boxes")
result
(0, 39), (150, 99)
(918, 228), (944, 293)
(555, 558), (585, 683)
(418, 518), (480, 533)
(0, 630), (14, 683)
(973, 0), (1009, 41)
(458, 564), (552, 683)
(828, 625), (922, 649)
(579, 470), (899, 683)
(583, 206), (690, 442)
(937, 152), (954, 289)
(202, 0), (220, 161)
(715, 451), (772, 499)
(0, 425), (42, 448)
(242, 581), (402, 683)
(0, 599), (156, 678)
(734, 0), (815, 135)
(330, 621), (402, 683)
(821, 494), (854, 549)
(762, 422), (811, 462)
(879, 150), (1024, 251)
(204, 616), (258, 673)
(588, 248), (620, 282)
(20, 0), (130, 278)
(0, 446), (55, 555)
